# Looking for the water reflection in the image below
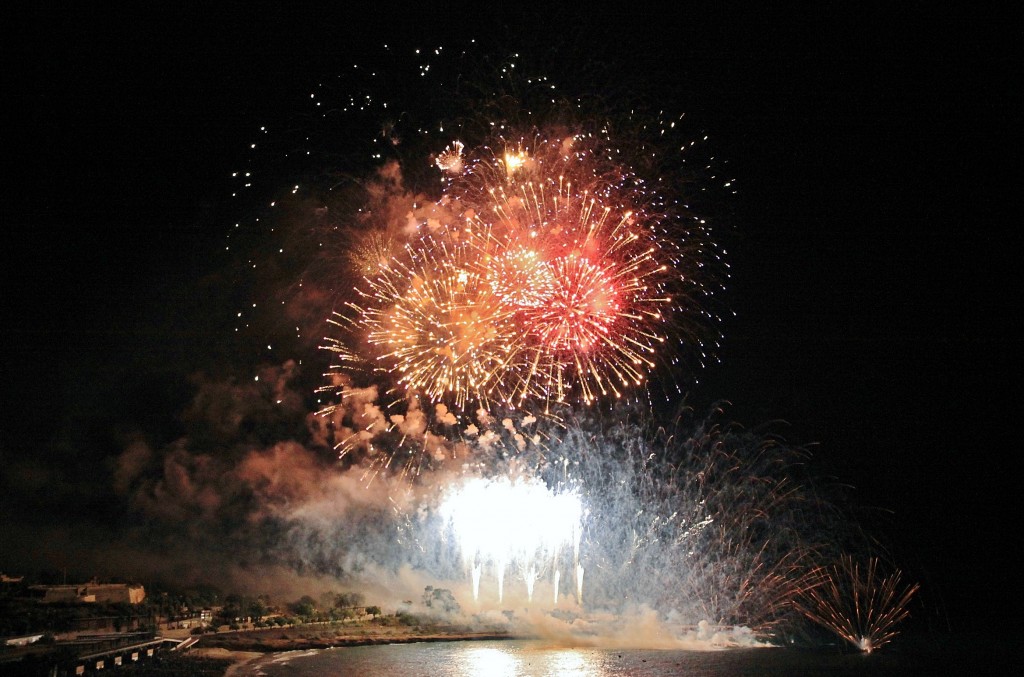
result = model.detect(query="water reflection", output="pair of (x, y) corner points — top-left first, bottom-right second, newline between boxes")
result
(460, 645), (602, 677)
(461, 647), (518, 676)
(240, 637), (974, 677)
(548, 648), (598, 676)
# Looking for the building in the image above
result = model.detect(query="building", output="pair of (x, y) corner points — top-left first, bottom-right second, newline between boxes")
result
(27, 583), (146, 605)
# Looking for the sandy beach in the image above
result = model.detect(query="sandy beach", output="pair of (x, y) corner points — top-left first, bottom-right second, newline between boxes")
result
(189, 648), (265, 677)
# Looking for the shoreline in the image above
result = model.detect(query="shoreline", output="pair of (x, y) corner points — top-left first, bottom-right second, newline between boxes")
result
(192, 623), (514, 650)
(188, 648), (265, 677)
(188, 626), (515, 676)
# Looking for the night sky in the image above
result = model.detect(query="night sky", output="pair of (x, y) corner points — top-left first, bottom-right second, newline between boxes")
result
(4, 4), (1019, 634)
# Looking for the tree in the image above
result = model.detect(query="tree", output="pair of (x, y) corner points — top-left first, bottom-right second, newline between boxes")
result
(422, 587), (460, 615)
(335, 591), (365, 608)
(225, 594), (242, 615)
(246, 596), (267, 622)
(288, 595), (317, 619)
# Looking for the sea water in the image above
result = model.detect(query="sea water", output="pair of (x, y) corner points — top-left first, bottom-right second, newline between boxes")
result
(234, 635), (1017, 676)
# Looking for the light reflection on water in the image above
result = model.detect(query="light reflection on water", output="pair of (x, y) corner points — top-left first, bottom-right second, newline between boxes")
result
(242, 640), (719, 677)
(460, 646), (519, 676)
(238, 636), (983, 677)
(547, 648), (592, 677)
(460, 645), (601, 677)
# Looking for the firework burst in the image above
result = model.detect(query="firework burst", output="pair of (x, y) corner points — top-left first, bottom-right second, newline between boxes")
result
(222, 42), (728, 427)
(336, 133), (689, 412)
(354, 233), (528, 409)
(202, 43), (925, 652)
(464, 142), (674, 405)
(795, 555), (920, 652)
(315, 118), (724, 476)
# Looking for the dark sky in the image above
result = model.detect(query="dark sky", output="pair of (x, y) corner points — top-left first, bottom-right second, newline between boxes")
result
(4, 3), (1019, 631)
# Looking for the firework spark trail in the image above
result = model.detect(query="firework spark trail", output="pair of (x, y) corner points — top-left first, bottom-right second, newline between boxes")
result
(794, 555), (920, 652)
(548, 413), (855, 632)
